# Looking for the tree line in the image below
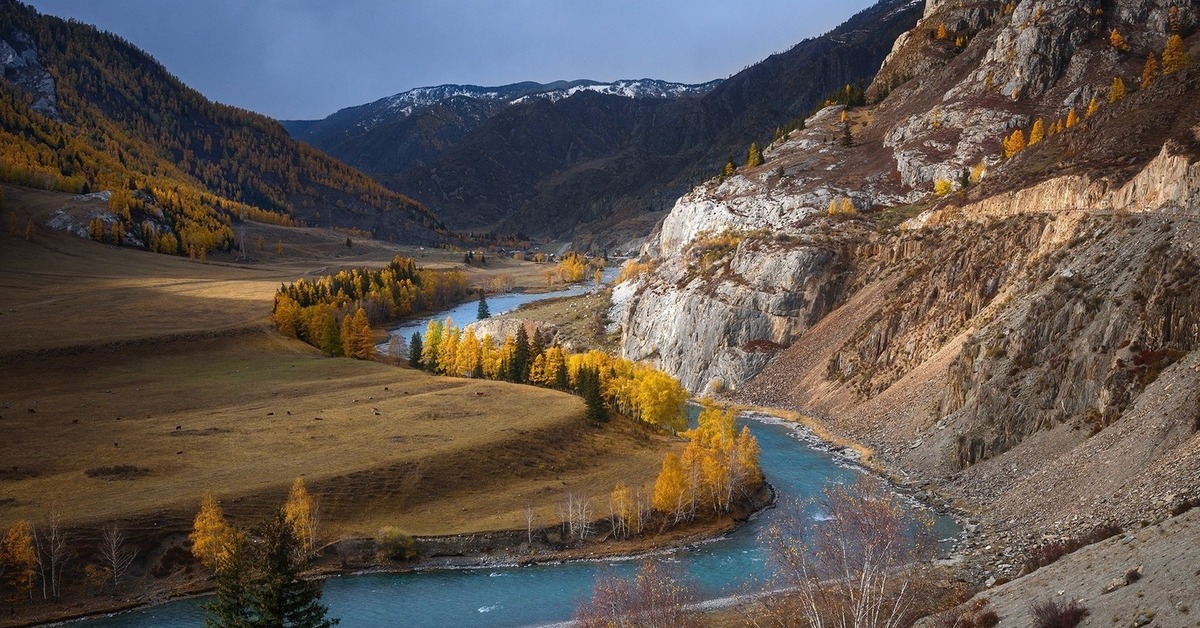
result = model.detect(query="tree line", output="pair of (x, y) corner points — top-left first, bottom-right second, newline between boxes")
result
(273, 256), (471, 358)
(409, 320), (689, 432)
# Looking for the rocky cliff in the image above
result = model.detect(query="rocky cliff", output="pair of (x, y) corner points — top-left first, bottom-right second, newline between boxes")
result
(613, 0), (1200, 558)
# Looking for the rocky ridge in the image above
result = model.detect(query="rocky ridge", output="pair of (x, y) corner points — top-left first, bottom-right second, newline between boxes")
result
(612, 0), (1200, 585)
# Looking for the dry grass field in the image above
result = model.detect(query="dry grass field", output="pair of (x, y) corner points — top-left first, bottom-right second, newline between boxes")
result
(0, 184), (674, 542)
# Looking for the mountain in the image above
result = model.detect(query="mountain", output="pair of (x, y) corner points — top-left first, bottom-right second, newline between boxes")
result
(0, 0), (449, 252)
(612, 0), (1200, 608)
(281, 79), (720, 181)
(286, 0), (925, 242)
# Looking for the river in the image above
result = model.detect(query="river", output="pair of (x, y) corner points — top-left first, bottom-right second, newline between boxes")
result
(76, 278), (959, 627)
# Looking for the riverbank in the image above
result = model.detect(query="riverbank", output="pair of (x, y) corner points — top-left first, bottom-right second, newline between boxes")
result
(18, 484), (774, 627)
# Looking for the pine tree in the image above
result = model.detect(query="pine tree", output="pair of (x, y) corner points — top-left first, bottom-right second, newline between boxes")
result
(509, 324), (530, 383)
(1065, 107), (1079, 128)
(721, 158), (736, 178)
(205, 536), (253, 628)
(1085, 96), (1100, 118)
(1109, 76), (1127, 103)
(206, 513), (338, 628)
(476, 292), (490, 320)
(745, 143), (762, 168)
(1141, 53), (1160, 88)
(407, 332), (423, 368)
(1162, 34), (1189, 74)
(249, 513), (337, 627)
(936, 22), (948, 40)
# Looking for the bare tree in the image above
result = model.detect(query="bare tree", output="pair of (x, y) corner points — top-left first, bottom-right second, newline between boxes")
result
(99, 524), (138, 590)
(35, 508), (69, 600)
(558, 492), (594, 540)
(524, 505), (537, 546)
(576, 560), (699, 627)
(760, 478), (936, 628)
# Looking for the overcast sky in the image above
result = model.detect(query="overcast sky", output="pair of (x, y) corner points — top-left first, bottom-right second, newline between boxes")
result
(26, 0), (876, 120)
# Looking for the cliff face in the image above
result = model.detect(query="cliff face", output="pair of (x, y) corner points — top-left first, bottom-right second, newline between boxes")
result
(613, 0), (1200, 545)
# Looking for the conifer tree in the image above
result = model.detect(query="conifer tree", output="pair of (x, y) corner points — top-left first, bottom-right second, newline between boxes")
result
(206, 513), (338, 628)
(1085, 97), (1100, 118)
(1109, 77), (1127, 102)
(1142, 53), (1160, 88)
(206, 534), (253, 628)
(191, 492), (236, 569)
(1162, 34), (1189, 74)
(745, 142), (762, 168)
(1109, 28), (1130, 52)
(476, 292), (490, 319)
(1028, 118), (1046, 145)
(407, 332), (423, 368)
(721, 158), (736, 178)
(252, 513), (337, 627)
(509, 324), (530, 383)
(1065, 107), (1079, 128)
(936, 22), (948, 40)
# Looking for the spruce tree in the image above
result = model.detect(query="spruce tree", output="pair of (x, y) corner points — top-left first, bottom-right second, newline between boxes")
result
(205, 514), (338, 628)
(477, 292), (490, 320)
(510, 325), (530, 383)
(205, 538), (253, 628)
(250, 513), (337, 628)
(408, 332), (423, 368)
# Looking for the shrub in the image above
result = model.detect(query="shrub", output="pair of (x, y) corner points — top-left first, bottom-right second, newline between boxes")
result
(934, 179), (954, 196)
(1031, 597), (1088, 628)
(377, 527), (417, 561)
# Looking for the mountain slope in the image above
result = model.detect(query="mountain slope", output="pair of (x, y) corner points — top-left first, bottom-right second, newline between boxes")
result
(612, 0), (1200, 574)
(0, 0), (448, 251)
(291, 0), (925, 241)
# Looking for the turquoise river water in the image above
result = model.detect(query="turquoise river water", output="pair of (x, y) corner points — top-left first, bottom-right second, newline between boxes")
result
(75, 277), (958, 627)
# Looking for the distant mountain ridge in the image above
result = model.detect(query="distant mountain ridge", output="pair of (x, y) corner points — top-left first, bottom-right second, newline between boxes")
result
(281, 78), (721, 185)
(285, 0), (924, 242)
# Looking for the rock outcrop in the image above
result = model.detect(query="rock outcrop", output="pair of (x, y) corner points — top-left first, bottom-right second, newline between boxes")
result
(612, 0), (1200, 558)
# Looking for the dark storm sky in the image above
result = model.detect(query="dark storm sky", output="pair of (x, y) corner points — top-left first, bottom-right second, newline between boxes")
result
(25, 0), (878, 120)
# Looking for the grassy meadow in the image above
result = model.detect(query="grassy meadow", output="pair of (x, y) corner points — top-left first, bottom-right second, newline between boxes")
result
(0, 184), (672, 542)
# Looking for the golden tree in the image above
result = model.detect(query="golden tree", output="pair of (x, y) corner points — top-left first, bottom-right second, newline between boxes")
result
(1, 520), (37, 601)
(609, 482), (633, 539)
(746, 142), (763, 168)
(1028, 118), (1046, 146)
(1085, 96), (1100, 118)
(1109, 77), (1127, 102)
(653, 453), (689, 524)
(190, 491), (237, 569)
(1065, 107), (1080, 128)
(1109, 28), (1130, 51)
(936, 22), (948, 40)
(284, 477), (319, 559)
(1002, 128), (1026, 158)
(635, 370), (687, 432)
(1162, 34), (1189, 74)
(1141, 53), (1160, 88)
